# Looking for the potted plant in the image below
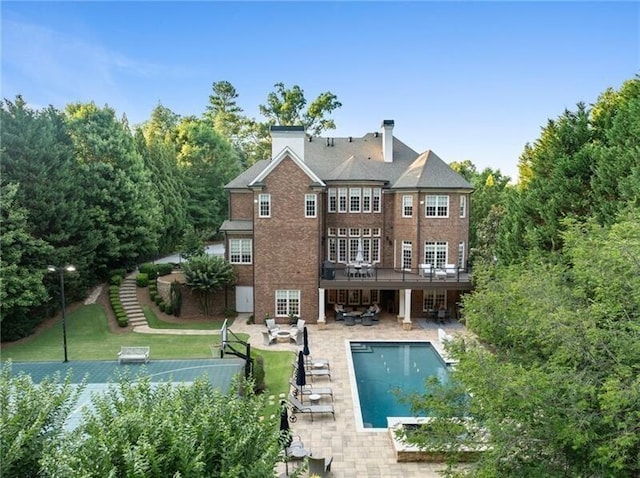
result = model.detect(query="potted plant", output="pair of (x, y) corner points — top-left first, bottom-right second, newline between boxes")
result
(288, 313), (299, 326)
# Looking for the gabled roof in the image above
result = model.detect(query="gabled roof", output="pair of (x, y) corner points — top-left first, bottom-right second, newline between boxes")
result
(224, 129), (472, 191)
(249, 146), (325, 187)
(392, 150), (473, 189)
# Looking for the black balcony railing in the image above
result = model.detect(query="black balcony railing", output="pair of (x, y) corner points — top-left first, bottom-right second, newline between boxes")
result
(319, 264), (471, 285)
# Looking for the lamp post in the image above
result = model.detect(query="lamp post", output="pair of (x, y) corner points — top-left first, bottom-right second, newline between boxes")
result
(48, 265), (76, 363)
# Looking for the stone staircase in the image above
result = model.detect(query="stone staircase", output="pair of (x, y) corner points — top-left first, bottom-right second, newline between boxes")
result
(119, 274), (147, 328)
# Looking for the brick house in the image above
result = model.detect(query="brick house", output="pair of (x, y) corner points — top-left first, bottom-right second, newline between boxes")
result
(220, 121), (473, 329)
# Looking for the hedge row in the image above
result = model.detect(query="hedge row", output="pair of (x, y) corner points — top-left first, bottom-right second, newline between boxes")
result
(109, 284), (128, 328)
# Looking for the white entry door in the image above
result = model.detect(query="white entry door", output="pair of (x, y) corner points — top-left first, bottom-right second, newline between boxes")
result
(235, 286), (253, 313)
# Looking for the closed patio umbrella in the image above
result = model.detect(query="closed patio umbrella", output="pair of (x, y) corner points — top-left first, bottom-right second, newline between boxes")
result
(302, 326), (310, 357)
(296, 350), (306, 390)
(279, 401), (292, 448)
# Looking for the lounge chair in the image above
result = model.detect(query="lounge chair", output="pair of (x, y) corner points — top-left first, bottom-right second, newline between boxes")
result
(306, 356), (330, 372)
(292, 362), (331, 381)
(308, 455), (333, 477)
(289, 380), (334, 401)
(288, 394), (335, 422)
(262, 330), (276, 346)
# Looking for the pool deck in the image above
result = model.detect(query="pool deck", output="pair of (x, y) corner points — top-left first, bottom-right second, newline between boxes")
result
(232, 314), (468, 478)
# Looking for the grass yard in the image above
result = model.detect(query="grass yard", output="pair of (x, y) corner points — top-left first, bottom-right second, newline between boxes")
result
(1, 305), (293, 413)
(143, 306), (223, 330)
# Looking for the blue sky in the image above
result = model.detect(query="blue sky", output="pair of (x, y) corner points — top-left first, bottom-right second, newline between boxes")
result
(2, 2), (638, 180)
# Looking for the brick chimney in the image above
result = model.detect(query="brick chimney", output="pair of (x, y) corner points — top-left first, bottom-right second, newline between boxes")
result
(382, 120), (394, 163)
(271, 126), (305, 161)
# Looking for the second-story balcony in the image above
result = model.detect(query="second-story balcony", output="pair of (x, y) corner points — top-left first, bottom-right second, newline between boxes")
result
(319, 263), (472, 291)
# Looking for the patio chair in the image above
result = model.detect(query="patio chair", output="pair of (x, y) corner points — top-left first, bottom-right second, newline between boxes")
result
(445, 263), (457, 277)
(291, 319), (305, 332)
(361, 313), (374, 326)
(288, 394), (335, 422)
(419, 263), (433, 278)
(290, 328), (304, 345)
(308, 455), (333, 476)
(266, 318), (280, 334)
(262, 330), (276, 346)
(344, 314), (356, 326)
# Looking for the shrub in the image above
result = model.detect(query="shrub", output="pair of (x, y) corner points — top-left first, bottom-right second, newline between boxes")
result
(138, 262), (156, 275)
(109, 285), (120, 295)
(154, 295), (162, 306)
(157, 263), (174, 276)
(224, 308), (237, 319)
(170, 281), (182, 317)
(252, 355), (266, 393)
(136, 273), (149, 288)
(159, 302), (166, 313)
(110, 275), (123, 286)
(247, 315), (255, 325)
(117, 317), (128, 327)
(164, 303), (173, 315)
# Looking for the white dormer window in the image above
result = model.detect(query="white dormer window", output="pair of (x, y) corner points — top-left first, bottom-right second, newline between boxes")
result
(258, 194), (271, 218)
(402, 195), (413, 217)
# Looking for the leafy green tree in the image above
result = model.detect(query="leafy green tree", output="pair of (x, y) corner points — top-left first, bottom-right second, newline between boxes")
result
(180, 225), (207, 261)
(204, 80), (245, 141)
(400, 211), (640, 477)
(0, 184), (52, 340)
(259, 82), (342, 136)
(0, 364), (83, 478)
(0, 97), (91, 330)
(41, 376), (281, 478)
(175, 116), (242, 237)
(65, 102), (161, 273)
(183, 255), (236, 316)
(136, 104), (189, 255)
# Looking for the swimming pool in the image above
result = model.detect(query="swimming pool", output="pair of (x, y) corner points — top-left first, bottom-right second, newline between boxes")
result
(347, 341), (450, 430)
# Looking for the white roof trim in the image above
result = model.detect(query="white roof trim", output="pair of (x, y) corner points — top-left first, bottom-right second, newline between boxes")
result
(249, 146), (325, 187)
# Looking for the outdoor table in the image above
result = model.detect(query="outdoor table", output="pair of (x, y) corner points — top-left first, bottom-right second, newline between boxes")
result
(308, 394), (321, 404)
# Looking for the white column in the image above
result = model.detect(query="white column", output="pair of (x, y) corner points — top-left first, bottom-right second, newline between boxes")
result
(317, 288), (326, 329)
(402, 289), (413, 330)
(404, 289), (412, 322)
(398, 290), (405, 322)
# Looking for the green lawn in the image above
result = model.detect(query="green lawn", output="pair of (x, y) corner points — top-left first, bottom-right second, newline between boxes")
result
(144, 306), (224, 330)
(1, 304), (293, 414)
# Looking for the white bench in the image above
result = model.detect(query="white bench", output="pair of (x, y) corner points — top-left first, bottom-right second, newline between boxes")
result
(118, 346), (150, 364)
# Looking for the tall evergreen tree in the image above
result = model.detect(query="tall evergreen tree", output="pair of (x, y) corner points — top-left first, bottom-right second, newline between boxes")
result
(65, 102), (161, 273)
(136, 105), (188, 255)
(175, 116), (242, 237)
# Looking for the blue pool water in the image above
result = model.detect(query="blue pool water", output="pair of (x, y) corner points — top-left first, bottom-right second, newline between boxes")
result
(350, 341), (450, 429)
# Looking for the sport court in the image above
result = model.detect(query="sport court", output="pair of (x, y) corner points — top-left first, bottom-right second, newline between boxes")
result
(9, 358), (246, 429)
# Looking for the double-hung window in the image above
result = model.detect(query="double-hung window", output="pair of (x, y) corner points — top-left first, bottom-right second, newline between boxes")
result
(229, 238), (252, 264)
(349, 188), (361, 213)
(459, 195), (467, 218)
(338, 188), (347, 213)
(402, 195), (413, 217)
(258, 194), (271, 218)
(425, 195), (449, 217)
(362, 188), (372, 213)
(305, 194), (317, 218)
(328, 188), (337, 213)
(372, 188), (382, 213)
(275, 290), (300, 317)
